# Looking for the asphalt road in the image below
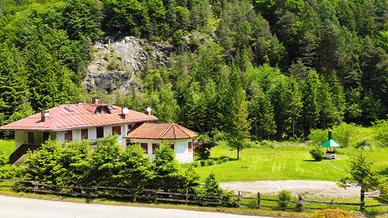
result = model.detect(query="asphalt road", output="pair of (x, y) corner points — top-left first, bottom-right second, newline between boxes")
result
(0, 195), (270, 218)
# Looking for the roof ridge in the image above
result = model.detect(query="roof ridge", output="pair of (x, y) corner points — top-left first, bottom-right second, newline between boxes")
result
(160, 123), (174, 139)
(173, 123), (192, 138)
(172, 124), (177, 139)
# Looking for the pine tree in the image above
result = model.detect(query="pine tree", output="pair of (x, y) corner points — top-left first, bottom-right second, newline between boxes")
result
(180, 82), (206, 132)
(285, 77), (303, 137)
(0, 43), (32, 124)
(302, 69), (322, 133)
(154, 84), (180, 122)
(330, 72), (346, 122)
(319, 76), (339, 129)
(268, 77), (289, 138)
(225, 70), (250, 160)
(248, 84), (276, 140)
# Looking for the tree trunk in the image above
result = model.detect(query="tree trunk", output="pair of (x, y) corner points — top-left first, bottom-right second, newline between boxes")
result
(292, 117), (295, 137)
(237, 147), (240, 160)
(360, 187), (365, 212)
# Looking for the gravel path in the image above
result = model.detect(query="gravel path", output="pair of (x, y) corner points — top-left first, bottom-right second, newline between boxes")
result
(220, 180), (375, 198)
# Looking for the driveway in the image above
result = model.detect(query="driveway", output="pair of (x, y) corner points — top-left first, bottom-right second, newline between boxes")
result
(0, 195), (269, 218)
(220, 180), (372, 198)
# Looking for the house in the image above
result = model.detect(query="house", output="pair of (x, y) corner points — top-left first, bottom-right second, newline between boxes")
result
(0, 101), (197, 164)
(127, 123), (198, 163)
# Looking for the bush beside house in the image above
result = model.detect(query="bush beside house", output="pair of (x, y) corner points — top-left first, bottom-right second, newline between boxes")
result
(10, 136), (232, 202)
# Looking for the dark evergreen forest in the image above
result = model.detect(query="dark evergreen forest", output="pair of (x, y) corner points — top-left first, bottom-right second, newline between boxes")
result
(0, 0), (387, 140)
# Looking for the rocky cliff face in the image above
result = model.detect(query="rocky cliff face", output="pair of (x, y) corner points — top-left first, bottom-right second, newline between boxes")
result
(83, 36), (172, 94)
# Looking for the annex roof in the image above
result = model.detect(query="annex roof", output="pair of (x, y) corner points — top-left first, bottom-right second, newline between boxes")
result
(0, 104), (158, 131)
(126, 123), (198, 140)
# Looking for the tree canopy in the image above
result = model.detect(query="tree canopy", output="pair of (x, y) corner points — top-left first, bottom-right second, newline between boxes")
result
(0, 0), (387, 140)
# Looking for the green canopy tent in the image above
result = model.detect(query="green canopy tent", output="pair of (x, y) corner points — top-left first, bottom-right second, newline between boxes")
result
(321, 139), (340, 148)
(321, 130), (340, 159)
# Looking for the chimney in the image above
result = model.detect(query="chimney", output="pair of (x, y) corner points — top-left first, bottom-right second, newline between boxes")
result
(41, 110), (49, 122)
(122, 107), (129, 119)
(145, 106), (152, 116)
(93, 98), (100, 105)
(328, 130), (332, 140)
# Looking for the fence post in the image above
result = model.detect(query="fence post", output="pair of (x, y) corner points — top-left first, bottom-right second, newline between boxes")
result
(237, 191), (241, 207)
(257, 192), (261, 209)
(297, 194), (303, 211)
(154, 190), (158, 203)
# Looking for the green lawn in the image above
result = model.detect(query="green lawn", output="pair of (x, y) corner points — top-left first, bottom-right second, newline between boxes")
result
(190, 143), (388, 182)
(0, 140), (15, 158)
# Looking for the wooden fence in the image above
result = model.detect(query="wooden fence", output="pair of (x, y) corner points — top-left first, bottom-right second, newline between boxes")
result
(0, 179), (387, 214)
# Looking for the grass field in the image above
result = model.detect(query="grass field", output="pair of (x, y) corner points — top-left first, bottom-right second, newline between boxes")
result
(0, 140), (15, 158)
(190, 142), (388, 182)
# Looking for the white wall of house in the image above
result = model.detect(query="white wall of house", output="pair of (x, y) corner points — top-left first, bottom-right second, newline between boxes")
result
(127, 138), (194, 163)
(103, 126), (112, 137)
(55, 124), (128, 149)
(15, 131), (27, 149)
(174, 139), (194, 163)
(15, 130), (48, 148)
(73, 129), (81, 141)
(13, 123), (136, 151)
(88, 127), (96, 140)
(56, 132), (65, 142)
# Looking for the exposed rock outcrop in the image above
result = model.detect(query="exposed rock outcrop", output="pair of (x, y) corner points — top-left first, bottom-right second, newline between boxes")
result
(83, 36), (172, 94)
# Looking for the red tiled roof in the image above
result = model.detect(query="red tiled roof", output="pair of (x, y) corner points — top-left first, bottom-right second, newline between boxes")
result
(0, 104), (158, 131)
(127, 123), (198, 140)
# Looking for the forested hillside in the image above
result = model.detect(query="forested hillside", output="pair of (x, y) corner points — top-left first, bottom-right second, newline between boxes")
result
(0, 0), (387, 139)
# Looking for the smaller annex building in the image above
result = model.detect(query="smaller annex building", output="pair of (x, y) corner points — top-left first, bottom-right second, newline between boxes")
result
(0, 101), (197, 164)
(127, 123), (198, 163)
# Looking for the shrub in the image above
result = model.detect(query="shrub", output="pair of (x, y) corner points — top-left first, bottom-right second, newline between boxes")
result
(310, 146), (324, 161)
(216, 160), (222, 165)
(207, 159), (214, 166)
(0, 164), (16, 179)
(194, 134), (216, 160)
(374, 119), (388, 146)
(0, 150), (7, 166)
(203, 173), (222, 196)
(379, 180), (388, 203)
(21, 140), (63, 184)
(222, 191), (237, 207)
(221, 156), (229, 163)
(192, 162), (199, 168)
(152, 142), (186, 190)
(355, 140), (372, 150)
(200, 160), (207, 167)
(277, 190), (292, 209)
(308, 129), (327, 145)
(312, 209), (360, 218)
(333, 123), (357, 147)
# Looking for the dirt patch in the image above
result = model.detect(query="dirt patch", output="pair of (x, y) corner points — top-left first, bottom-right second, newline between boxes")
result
(220, 180), (378, 198)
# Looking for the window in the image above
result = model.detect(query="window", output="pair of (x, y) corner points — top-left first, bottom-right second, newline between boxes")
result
(64, 131), (73, 141)
(28, 132), (34, 144)
(43, 132), (50, 141)
(188, 142), (193, 152)
(170, 144), (175, 151)
(141, 143), (148, 154)
(152, 143), (159, 153)
(127, 142), (136, 146)
(112, 126), (121, 135)
(127, 124), (135, 134)
(81, 129), (88, 139)
(96, 127), (104, 138)
(95, 106), (110, 115)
